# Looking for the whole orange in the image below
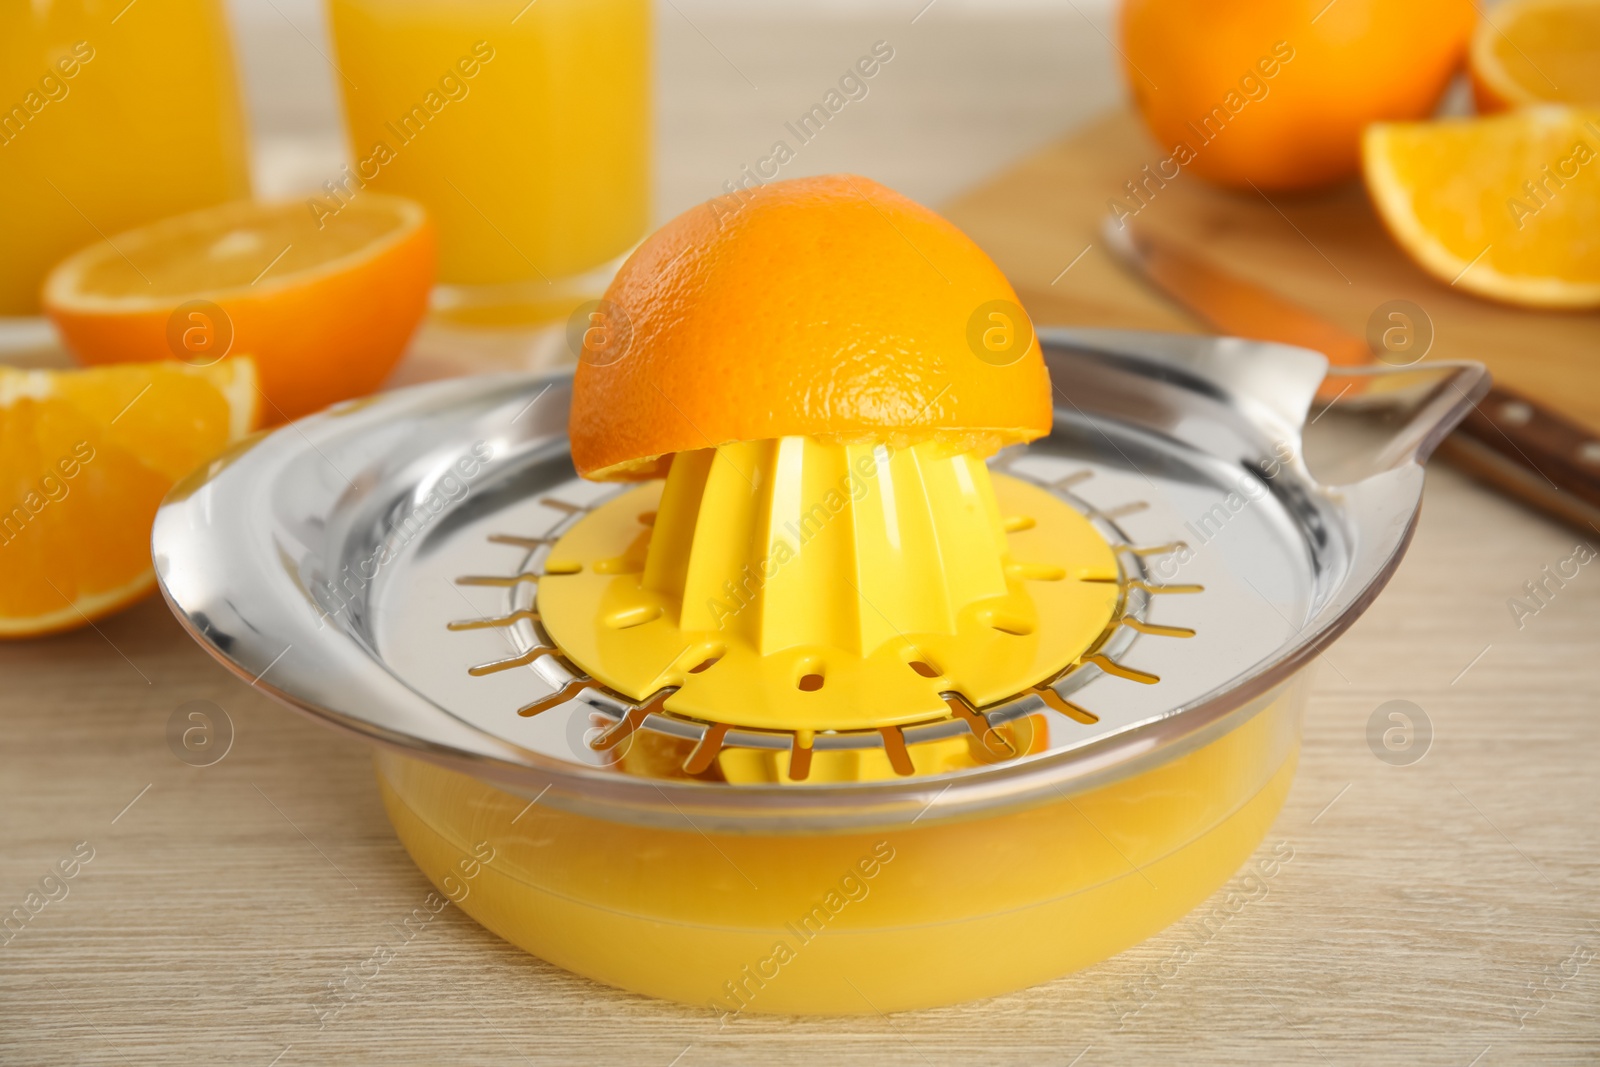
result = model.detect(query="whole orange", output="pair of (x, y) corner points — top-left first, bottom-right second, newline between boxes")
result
(1119, 0), (1475, 191)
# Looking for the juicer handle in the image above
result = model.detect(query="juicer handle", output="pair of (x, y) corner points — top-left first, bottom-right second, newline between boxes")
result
(1318, 360), (1489, 475)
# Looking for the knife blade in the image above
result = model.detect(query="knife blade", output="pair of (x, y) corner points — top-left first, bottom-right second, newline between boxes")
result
(1100, 215), (1600, 533)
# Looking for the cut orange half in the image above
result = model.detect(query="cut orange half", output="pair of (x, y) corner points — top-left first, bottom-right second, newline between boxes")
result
(0, 358), (257, 638)
(1470, 0), (1600, 111)
(1363, 108), (1600, 308)
(43, 195), (435, 422)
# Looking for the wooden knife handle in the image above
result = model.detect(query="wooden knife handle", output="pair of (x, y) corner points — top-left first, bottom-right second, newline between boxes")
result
(1442, 384), (1600, 532)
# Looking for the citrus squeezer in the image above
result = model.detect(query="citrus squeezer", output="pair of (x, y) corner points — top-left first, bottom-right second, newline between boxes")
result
(152, 178), (1485, 1014)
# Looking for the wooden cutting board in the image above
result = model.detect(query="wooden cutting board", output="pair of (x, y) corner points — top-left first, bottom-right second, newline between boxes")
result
(942, 107), (1600, 433)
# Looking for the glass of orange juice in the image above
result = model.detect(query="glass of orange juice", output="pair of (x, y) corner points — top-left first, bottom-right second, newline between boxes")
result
(325, 0), (651, 326)
(0, 0), (251, 316)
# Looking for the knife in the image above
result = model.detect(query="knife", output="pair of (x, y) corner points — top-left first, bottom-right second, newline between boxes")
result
(1101, 216), (1600, 534)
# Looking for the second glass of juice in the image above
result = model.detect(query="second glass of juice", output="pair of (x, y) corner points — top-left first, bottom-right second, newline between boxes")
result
(326, 0), (650, 325)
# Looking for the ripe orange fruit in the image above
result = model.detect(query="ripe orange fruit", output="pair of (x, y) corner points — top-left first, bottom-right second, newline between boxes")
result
(1120, 0), (1476, 191)
(43, 195), (435, 422)
(1471, 0), (1600, 111)
(0, 358), (257, 637)
(569, 174), (1051, 480)
(1363, 108), (1600, 308)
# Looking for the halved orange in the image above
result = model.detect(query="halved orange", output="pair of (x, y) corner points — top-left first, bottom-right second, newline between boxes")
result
(43, 195), (435, 422)
(1363, 108), (1600, 308)
(570, 174), (1051, 481)
(1471, 0), (1600, 111)
(0, 358), (257, 637)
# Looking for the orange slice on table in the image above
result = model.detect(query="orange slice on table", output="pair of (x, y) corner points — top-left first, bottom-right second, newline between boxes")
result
(43, 195), (435, 423)
(1470, 0), (1600, 111)
(1362, 108), (1600, 308)
(0, 358), (257, 638)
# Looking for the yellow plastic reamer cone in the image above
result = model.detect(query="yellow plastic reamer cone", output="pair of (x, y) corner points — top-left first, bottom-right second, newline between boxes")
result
(535, 173), (1122, 781)
(536, 435), (1122, 782)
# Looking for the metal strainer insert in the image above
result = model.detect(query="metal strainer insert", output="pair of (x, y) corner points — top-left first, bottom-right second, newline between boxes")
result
(153, 328), (1485, 833)
(436, 447), (1197, 781)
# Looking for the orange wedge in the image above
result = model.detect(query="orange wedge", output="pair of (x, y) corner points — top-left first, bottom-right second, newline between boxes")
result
(0, 358), (257, 637)
(43, 195), (435, 422)
(1471, 0), (1600, 111)
(1363, 108), (1600, 308)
